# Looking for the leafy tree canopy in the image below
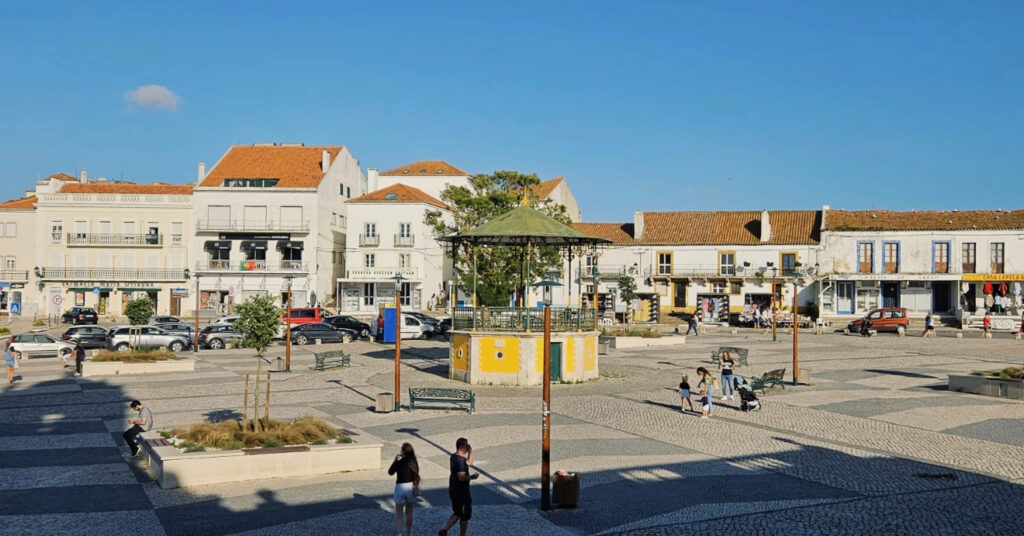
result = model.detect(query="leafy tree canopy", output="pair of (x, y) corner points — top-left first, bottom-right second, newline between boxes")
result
(425, 171), (572, 306)
(235, 295), (282, 356)
(124, 298), (154, 325)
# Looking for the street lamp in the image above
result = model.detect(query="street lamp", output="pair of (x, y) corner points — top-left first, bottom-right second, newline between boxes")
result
(766, 262), (778, 342)
(533, 276), (562, 511)
(392, 273), (406, 412)
(592, 268), (600, 329)
(190, 270), (199, 355)
(284, 275), (294, 372)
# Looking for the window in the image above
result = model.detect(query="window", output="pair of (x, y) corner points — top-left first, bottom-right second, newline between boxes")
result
(346, 186), (351, 198)
(146, 223), (160, 245)
(712, 281), (726, 294)
(781, 253), (797, 277)
(50, 221), (63, 244)
(171, 222), (183, 245)
(73, 220), (87, 239)
(730, 281), (742, 294)
(399, 253), (411, 268)
(719, 252), (736, 276)
(223, 178), (279, 187)
(340, 184), (345, 195)
(990, 243), (1005, 273)
(962, 243), (976, 273)
(243, 206), (267, 230)
(657, 253), (672, 275)
(364, 254), (375, 268)
(363, 283), (375, 306)
(208, 206), (230, 227)
(4, 256), (14, 270)
(98, 220), (112, 235)
(210, 245), (230, 268)
(933, 242), (950, 273)
(401, 282), (412, 306)
(883, 242), (899, 273)
(858, 242), (874, 273)
(364, 223), (377, 237)
(399, 223), (412, 238)
(4, 223), (14, 237)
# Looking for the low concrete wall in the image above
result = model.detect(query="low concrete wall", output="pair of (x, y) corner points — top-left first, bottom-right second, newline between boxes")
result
(948, 374), (1024, 400)
(610, 336), (686, 349)
(82, 359), (195, 377)
(139, 431), (382, 488)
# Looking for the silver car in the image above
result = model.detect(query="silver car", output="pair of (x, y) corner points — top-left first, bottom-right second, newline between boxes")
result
(106, 326), (192, 352)
(8, 333), (76, 359)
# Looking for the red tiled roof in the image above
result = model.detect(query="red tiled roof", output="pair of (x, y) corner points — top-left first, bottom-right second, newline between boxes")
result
(531, 177), (564, 199)
(0, 195), (37, 210)
(59, 183), (193, 195)
(348, 184), (449, 210)
(44, 172), (79, 182)
(825, 209), (1024, 231)
(201, 145), (344, 188)
(638, 211), (821, 245)
(572, 222), (634, 245)
(379, 160), (468, 176)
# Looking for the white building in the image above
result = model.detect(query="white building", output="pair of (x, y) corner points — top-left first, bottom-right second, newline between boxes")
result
(338, 184), (453, 313)
(368, 160), (471, 200)
(0, 190), (38, 316)
(191, 143), (366, 314)
(819, 208), (1024, 328)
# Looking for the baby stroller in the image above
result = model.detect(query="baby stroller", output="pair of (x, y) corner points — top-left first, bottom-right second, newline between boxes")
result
(736, 379), (761, 412)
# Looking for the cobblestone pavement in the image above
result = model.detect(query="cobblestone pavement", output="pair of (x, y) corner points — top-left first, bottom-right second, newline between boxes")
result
(1, 328), (1023, 535)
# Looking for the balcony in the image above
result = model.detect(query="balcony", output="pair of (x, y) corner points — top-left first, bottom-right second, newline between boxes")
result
(195, 261), (309, 273)
(394, 235), (415, 247)
(452, 307), (596, 332)
(195, 220), (310, 233)
(344, 267), (419, 280)
(67, 233), (163, 247)
(359, 234), (380, 247)
(0, 270), (29, 282)
(40, 268), (186, 281)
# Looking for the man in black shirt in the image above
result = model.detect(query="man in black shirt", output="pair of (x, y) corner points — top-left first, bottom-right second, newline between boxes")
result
(439, 437), (479, 536)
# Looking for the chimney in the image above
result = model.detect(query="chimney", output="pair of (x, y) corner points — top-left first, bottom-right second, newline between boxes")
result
(197, 162), (206, 183)
(820, 204), (830, 231)
(760, 209), (771, 242)
(79, 169), (88, 183)
(633, 210), (644, 242)
(321, 150), (330, 173)
(367, 168), (379, 191)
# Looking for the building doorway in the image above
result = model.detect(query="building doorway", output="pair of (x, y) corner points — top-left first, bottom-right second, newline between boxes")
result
(932, 282), (952, 313)
(673, 281), (687, 308)
(836, 282), (854, 314)
(881, 282), (900, 308)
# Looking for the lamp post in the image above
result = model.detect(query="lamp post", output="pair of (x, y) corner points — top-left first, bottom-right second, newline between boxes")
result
(189, 270), (199, 354)
(793, 277), (800, 385)
(767, 262), (778, 342)
(284, 275), (294, 372)
(534, 276), (561, 511)
(392, 273), (406, 412)
(592, 268), (600, 329)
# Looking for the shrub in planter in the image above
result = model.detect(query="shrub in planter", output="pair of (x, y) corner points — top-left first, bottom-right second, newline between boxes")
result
(173, 416), (350, 450)
(93, 348), (178, 362)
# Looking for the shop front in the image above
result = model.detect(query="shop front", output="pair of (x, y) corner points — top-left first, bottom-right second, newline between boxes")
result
(824, 273), (961, 319)
(959, 274), (1024, 330)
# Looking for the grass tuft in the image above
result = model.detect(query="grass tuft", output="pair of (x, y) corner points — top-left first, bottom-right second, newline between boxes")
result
(93, 349), (178, 362)
(175, 416), (348, 449)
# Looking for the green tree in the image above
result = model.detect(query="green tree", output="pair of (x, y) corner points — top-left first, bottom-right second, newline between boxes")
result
(235, 295), (282, 356)
(124, 298), (154, 325)
(425, 171), (571, 306)
(617, 275), (637, 324)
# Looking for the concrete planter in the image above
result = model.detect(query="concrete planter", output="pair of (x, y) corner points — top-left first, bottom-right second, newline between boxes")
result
(81, 359), (195, 377)
(948, 374), (1024, 400)
(138, 431), (382, 489)
(609, 335), (686, 349)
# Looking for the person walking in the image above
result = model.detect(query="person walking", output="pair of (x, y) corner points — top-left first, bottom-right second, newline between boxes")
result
(679, 374), (694, 412)
(922, 312), (936, 338)
(388, 442), (420, 536)
(685, 313), (698, 336)
(719, 351), (737, 401)
(377, 313), (385, 343)
(439, 437), (479, 536)
(982, 312), (992, 337)
(122, 400), (152, 457)
(5, 344), (15, 384)
(73, 341), (86, 377)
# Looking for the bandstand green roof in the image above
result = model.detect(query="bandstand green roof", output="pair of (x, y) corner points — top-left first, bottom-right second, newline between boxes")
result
(441, 205), (610, 246)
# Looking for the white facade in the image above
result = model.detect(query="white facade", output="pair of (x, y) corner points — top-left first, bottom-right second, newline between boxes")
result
(368, 166), (471, 201)
(0, 195), (36, 316)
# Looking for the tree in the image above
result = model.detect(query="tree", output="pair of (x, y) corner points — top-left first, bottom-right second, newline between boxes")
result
(617, 275), (638, 325)
(235, 295), (282, 357)
(124, 298), (154, 325)
(425, 171), (572, 306)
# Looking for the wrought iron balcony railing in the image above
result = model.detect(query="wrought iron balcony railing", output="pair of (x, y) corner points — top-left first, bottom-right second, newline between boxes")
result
(195, 220), (310, 232)
(67, 233), (163, 246)
(394, 235), (415, 247)
(0, 270), (29, 281)
(359, 234), (380, 247)
(40, 268), (186, 280)
(452, 306), (597, 332)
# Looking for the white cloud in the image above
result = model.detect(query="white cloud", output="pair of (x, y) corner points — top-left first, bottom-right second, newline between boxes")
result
(124, 84), (182, 111)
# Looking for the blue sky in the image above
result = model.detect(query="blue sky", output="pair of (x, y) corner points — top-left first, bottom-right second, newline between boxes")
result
(2, 1), (1022, 222)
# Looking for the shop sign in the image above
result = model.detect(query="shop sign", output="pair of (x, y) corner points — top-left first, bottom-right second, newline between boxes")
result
(961, 274), (1024, 282)
(833, 273), (958, 281)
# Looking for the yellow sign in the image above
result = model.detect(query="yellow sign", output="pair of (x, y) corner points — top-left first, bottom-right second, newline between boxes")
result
(961, 274), (1024, 282)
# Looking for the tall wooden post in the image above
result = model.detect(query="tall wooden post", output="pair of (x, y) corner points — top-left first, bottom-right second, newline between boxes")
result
(793, 281), (800, 385)
(395, 290), (402, 412)
(541, 304), (552, 510)
(193, 275), (200, 354)
(771, 273), (778, 342)
(285, 281), (292, 372)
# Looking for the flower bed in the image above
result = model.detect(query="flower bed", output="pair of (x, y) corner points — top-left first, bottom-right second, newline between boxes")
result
(165, 417), (351, 451)
(949, 369), (1024, 400)
(93, 348), (178, 362)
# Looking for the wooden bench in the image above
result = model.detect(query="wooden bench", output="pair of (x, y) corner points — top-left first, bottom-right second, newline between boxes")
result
(311, 350), (350, 371)
(711, 346), (749, 367)
(408, 387), (475, 413)
(750, 368), (786, 394)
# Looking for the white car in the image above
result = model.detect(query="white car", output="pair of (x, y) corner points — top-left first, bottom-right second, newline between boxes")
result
(371, 315), (435, 340)
(8, 333), (76, 359)
(213, 315), (240, 325)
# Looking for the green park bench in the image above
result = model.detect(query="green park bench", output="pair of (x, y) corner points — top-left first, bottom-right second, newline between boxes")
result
(311, 350), (351, 371)
(711, 346), (749, 367)
(408, 387), (475, 413)
(750, 368), (786, 394)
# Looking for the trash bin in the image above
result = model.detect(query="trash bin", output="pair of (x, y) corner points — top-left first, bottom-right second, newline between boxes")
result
(274, 357), (285, 372)
(553, 472), (579, 507)
(376, 392), (395, 413)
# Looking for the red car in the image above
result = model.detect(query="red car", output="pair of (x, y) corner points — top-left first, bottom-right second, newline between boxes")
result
(281, 307), (332, 326)
(848, 307), (910, 334)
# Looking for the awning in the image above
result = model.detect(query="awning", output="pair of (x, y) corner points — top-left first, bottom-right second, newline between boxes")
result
(277, 240), (304, 250)
(68, 287), (113, 292)
(205, 240), (231, 250)
(118, 287), (161, 292)
(241, 240), (267, 250)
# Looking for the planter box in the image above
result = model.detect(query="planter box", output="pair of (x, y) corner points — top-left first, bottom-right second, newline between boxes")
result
(82, 359), (196, 377)
(610, 336), (686, 349)
(948, 374), (1024, 400)
(139, 431), (382, 488)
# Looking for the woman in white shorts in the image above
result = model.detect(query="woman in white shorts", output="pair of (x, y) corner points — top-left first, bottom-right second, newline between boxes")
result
(388, 442), (420, 536)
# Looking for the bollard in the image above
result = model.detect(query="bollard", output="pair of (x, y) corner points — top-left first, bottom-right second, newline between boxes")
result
(955, 332), (962, 339)
(983, 332), (992, 339)
(731, 328), (738, 334)
(315, 338), (322, 345)
(843, 328), (850, 335)
(1015, 332), (1021, 340)
(898, 330), (905, 338)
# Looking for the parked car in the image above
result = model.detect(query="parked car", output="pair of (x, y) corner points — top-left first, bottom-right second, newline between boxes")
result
(8, 333), (75, 359)
(148, 315), (181, 324)
(60, 307), (98, 325)
(213, 315), (240, 325)
(289, 323), (355, 345)
(848, 307), (910, 334)
(106, 326), (192, 352)
(153, 322), (196, 343)
(372, 315), (435, 340)
(406, 312), (450, 336)
(281, 307), (332, 326)
(324, 315), (371, 338)
(198, 323), (243, 350)
(437, 317), (452, 334)
(61, 326), (108, 349)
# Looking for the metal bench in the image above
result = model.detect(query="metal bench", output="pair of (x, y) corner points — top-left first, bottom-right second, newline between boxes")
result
(311, 350), (351, 371)
(750, 368), (786, 394)
(408, 387), (475, 413)
(711, 346), (749, 367)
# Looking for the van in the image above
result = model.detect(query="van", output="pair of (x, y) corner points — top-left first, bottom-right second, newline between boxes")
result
(848, 307), (910, 334)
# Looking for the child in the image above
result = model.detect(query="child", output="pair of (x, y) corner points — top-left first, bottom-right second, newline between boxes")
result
(696, 366), (714, 419)
(982, 312), (991, 338)
(678, 374), (694, 412)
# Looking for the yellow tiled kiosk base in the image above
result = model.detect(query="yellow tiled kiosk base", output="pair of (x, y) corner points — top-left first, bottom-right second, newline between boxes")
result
(449, 331), (600, 385)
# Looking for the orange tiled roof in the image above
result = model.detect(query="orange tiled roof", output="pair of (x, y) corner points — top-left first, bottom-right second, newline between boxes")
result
(201, 145), (344, 188)
(59, 183), (193, 195)
(638, 211), (821, 245)
(825, 209), (1024, 231)
(572, 222), (634, 245)
(43, 172), (79, 182)
(379, 160), (468, 176)
(0, 195), (37, 210)
(348, 184), (449, 210)
(531, 177), (564, 199)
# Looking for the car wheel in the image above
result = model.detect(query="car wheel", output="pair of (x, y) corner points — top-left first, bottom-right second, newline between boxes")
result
(209, 338), (225, 350)
(116, 343), (130, 352)
(169, 341), (183, 352)
(897, 325), (906, 335)
(296, 335), (308, 345)
(360, 328), (369, 339)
